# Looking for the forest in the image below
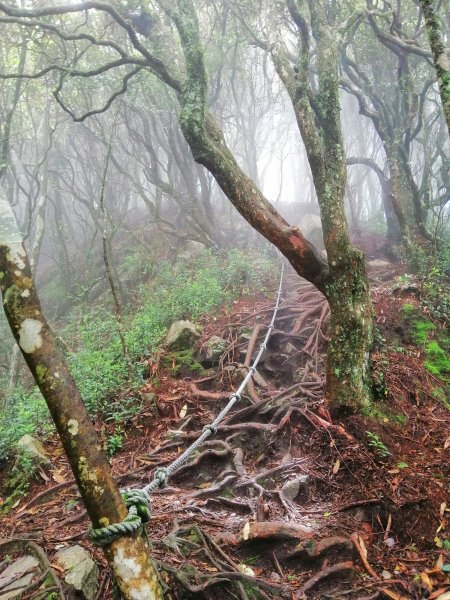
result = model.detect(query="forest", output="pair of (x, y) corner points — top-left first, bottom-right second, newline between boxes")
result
(0, 0), (448, 599)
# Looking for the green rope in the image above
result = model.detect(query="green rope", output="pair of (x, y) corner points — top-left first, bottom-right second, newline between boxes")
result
(90, 489), (151, 546)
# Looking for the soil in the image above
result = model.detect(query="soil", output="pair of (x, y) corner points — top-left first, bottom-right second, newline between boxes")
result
(0, 260), (449, 600)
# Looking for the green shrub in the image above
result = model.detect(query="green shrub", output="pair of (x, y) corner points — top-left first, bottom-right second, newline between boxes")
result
(0, 248), (277, 461)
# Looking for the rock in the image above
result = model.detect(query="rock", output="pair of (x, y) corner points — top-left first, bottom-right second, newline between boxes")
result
(281, 475), (310, 500)
(55, 545), (98, 600)
(165, 320), (201, 351)
(16, 434), (50, 465)
(0, 555), (39, 600)
(299, 214), (325, 252)
(224, 364), (268, 388)
(179, 241), (206, 261)
(367, 259), (391, 269)
(140, 391), (156, 404)
(283, 342), (298, 356)
(199, 335), (227, 366)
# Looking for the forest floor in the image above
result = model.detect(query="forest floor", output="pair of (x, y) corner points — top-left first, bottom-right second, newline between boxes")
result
(0, 259), (449, 600)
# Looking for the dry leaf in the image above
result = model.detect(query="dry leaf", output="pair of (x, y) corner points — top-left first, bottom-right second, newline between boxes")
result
(357, 535), (368, 560)
(380, 589), (409, 600)
(431, 591), (450, 600)
(52, 471), (67, 484)
(420, 571), (433, 592)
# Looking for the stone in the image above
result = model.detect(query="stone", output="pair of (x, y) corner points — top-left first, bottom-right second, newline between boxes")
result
(283, 342), (298, 356)
(140, 391), (157, 404)
(281, 475), (310, 500)
(55, 545), (98, 600)
(298, 214), (325, 252)
(224, 364), (268, 388)
(199, 335), (227, 366)
(165, 320), (202, 351)
(16, 434), (50, 465)
(179, 241), (206, 261)
(367, 259), (391, 269)
(0, 556), (39, 600)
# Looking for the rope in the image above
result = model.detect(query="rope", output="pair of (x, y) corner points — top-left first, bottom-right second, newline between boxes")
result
(90, 260), (285, 545)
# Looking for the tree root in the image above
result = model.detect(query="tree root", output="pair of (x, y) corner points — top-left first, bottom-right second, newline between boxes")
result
(295, 561), (355, 598)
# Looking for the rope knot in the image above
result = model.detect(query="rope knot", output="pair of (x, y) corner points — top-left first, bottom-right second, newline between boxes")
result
(154, 467), (169, 488)
(89, 489), (151, 546)
(122, 489), (151, 523)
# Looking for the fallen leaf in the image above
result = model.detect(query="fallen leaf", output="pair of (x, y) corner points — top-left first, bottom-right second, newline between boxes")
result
(432, 591), (450, 600)
(421, 571), (433, 592)
(238, 564), (255, 577)
(52, 471), (67, 484)
(242, 521), (251, 541)
(380, 589), (410, 600)
(357, 535), (368, 560)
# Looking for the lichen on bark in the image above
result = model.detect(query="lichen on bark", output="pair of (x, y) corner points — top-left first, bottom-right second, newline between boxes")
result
(0, 189), (162, 600)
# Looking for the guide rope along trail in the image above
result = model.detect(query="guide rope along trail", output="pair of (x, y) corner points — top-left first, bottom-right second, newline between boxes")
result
(90, 261), (285, 546)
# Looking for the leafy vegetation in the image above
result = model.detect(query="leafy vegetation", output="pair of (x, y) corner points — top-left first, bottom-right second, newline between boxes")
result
(366, 431), (392, 458)
(0, 249), (276, 461)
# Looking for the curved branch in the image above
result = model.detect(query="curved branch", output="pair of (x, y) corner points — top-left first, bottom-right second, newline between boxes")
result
(53, 66), (142, 122)
(0, 15), (127, 57)
(0, 1), (181, 91)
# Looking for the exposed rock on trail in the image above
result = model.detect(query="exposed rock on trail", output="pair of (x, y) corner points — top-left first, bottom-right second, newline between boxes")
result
(55, 545), (98, 600)
(165, 320), (202, 351)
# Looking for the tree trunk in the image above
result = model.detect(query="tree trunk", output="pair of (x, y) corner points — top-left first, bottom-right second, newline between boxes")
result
(171, 0), (373, 412)
(419, 0), (450, 135)
(0, 191), (163, 600)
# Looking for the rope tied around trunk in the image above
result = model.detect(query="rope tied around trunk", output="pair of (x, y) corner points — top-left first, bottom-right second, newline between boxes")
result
(90, 260), (285, 546)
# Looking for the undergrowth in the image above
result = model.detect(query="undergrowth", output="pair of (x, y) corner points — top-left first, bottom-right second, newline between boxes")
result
(401, 305), (450, 408)
(0, 249), (277, 460)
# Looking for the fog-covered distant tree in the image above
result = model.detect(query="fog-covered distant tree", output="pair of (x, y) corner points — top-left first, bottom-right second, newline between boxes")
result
(341, 2), (439, 244)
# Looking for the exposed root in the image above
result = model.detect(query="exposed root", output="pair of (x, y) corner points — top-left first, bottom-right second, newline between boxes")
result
(295, 561), (356, 598)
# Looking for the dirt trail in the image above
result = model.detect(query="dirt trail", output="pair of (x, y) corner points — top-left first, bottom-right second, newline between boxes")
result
(1, 263), (449, 599)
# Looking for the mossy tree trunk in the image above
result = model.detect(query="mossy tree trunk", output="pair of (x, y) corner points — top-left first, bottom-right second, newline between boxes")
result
(419, 0), (450, 135)
(285, 0), (373, 410)
(0, 190), (163, 600)
(170, 0), (373, 411)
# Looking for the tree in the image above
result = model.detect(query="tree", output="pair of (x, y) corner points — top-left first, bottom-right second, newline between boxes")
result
(0, 189), (163, 598)
(418, 0), (450, 135)
(0, 1), (374, 407)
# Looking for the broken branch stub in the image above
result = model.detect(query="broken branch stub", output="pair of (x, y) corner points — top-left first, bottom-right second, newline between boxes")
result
(0, 192), (163, 600)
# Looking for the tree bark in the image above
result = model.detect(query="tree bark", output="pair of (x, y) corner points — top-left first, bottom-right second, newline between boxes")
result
(419, 0), (450, 135)
(0, 191), (163, 600)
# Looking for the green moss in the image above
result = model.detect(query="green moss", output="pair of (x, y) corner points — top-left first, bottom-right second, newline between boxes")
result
(161, 349), (205, 377)
(402, 303), (415, 314)
(412, 319), (436, 346)
(407, 316), (450, 403)
(424, 341), (450, 378)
